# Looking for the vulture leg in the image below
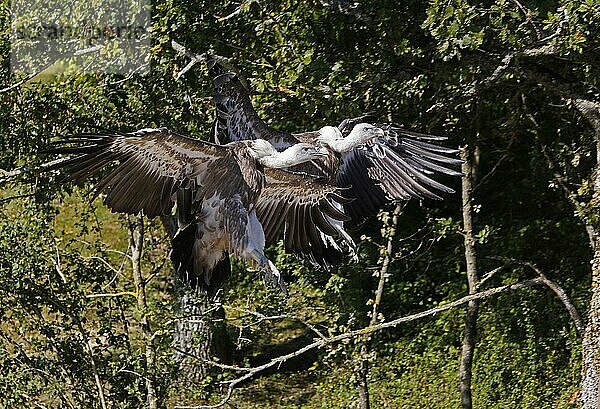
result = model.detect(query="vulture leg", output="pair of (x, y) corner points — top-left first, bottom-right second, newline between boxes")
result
(241, 210), (288, 295)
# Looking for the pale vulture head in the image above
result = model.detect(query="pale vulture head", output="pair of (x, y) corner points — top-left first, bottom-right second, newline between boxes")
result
(315, 126), (343, 145)
(347, 123), (385, 146)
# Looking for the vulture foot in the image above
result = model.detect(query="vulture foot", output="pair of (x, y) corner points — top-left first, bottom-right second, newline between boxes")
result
(261, 259), (288, 296)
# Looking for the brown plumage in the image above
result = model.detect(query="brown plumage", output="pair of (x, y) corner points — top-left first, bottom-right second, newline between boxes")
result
(207, 55), (462, 261)
(47, 127), (343, 295)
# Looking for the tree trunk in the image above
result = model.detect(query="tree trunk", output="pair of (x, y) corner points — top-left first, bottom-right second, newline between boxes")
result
(128, 215), (157, 409)
(161, 216), (231, 383)
(174, 286), (219, 381)
(582, 137), (600, 409)
(459, 147), (480, 409)
(357, 204), (402, 409)
(567, 98), (600, 409)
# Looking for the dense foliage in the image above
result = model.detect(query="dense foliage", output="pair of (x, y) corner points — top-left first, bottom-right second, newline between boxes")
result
(1, 0), (598, 407)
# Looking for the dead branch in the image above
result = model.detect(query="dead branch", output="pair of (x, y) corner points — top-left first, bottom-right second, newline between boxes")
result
(171, 40), (206, 81)
(474, 264), (508, 292)
(174, 277), (547, 409)
(491, 257), (584, 335)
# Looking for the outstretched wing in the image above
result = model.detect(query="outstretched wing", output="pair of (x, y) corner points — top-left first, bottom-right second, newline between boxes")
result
(256, 168), (356, 267)
(338, 125), (462, 225)
(208, 55), (297, 148)
(207, 55), (461, 228)
(46, 128), (246, 217)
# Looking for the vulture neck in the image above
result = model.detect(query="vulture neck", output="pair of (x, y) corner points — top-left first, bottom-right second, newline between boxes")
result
(328, 132), (369, 153)
(259, 149), (306, 168)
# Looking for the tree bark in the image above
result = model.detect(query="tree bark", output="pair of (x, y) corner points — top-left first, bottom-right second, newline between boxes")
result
(459, 147), (480, 409)
(161, 216), (231, 383)
(173, 285), (231, 382)
(128, 215), (157, 409)
(582, 135), (600, 409)
(558, 96), (600, 409)
(357, 204), (402, 409)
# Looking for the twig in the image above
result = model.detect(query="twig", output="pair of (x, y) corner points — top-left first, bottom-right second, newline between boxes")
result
(0, 192), (35, 204)
(85, 291), (137, 299)
(511, 0), (543, 40)
(82, 255), (124, 275)
(224, 306), (327, 340)
(117, 368), (153, 383)
(490, 257), (585, 335)
(214, 1), (258, 22)
(474, 264), (508, 292)
(171, 347), (253, 372)
(54, 243), (67, 284)
(107, 63), (150, 85)
(172, 40), (206, 81)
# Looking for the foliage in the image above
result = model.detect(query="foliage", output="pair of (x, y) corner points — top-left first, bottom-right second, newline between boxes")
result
(1, 0), (598, 407)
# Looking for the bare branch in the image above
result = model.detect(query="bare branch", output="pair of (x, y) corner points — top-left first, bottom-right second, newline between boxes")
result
(0, 192), (36, 204)
(491, 257), (585, 335)
(53, 243), (68, 285)
(213, 1), (258, 22)
(175, 278), (547, 409)
(171, 40), (206, 81)
(474, 264), (509, 292)
(0, 157), (72, 185)
(85, 291), (137, 299)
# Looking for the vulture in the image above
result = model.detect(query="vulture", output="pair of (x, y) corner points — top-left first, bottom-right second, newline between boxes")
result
(48, 127), (352, 295)
(206, 56), (462, 264)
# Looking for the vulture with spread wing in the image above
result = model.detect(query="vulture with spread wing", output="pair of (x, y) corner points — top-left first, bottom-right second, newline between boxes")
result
(206, 56), (462, 264)
(48, 128), (351, 295)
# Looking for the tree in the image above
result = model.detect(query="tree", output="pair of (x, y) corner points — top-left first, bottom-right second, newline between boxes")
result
(1, 0), (598, 407)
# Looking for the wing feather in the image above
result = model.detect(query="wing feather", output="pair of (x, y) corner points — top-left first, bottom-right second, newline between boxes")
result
(46, 128), (245, 217)
(256, 168), (355, 266)
(337, 125), (461, 226)
(208, 56), (296, 148)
